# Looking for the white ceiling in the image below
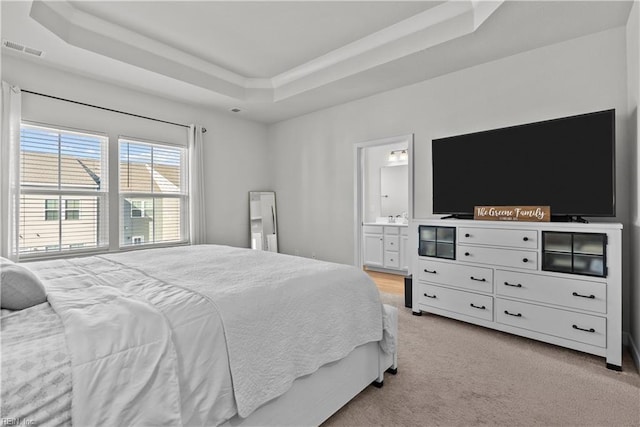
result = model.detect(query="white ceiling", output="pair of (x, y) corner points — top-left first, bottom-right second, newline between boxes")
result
(69, 1), (442, 78)
(0, 1), (634, 124)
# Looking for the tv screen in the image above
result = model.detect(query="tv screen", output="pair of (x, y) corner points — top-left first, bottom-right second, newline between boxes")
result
(432, 109), (615, 219)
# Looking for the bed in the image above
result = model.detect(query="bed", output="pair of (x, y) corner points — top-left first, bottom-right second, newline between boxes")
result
(1, 245), (398, 426)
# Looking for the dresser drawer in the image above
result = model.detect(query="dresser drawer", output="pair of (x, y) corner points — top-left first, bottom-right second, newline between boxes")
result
(459, 245), (537, 270)
(496, 299), (606, 347)
(384, 235), (400, 252)
(418, 283), (493, 321)
(416, 259), (493, 293)
(496, 270), (606, 314)
(384, 251), (400, 268)
(459, 227), (538, 249)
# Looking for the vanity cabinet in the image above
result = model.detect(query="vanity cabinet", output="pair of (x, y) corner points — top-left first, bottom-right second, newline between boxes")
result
(363, 226), (384, 268)
(363, 224), (408, 273)
(400, 231), (409, 271)
(411, 219), (622, 370)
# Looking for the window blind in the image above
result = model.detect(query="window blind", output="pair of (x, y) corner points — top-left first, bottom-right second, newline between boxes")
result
(119, 139), (187, 247)
(19, 124), (108, 256)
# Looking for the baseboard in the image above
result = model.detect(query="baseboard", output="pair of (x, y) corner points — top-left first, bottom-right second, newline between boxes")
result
(625, 332), (640, 373)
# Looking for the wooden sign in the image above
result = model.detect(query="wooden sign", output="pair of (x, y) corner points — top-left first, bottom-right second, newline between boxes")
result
(474, 206), (551, 222)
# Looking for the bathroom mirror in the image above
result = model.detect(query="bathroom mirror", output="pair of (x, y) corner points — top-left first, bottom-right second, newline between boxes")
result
(380, 165), (408, 217)
(249, 191), (278, 252)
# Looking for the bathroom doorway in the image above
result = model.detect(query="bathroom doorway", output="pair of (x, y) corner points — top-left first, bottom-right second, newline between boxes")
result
(353, 134), (413, 274)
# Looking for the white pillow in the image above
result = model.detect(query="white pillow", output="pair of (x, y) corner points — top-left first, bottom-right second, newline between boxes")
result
(1, 258), (47, 310)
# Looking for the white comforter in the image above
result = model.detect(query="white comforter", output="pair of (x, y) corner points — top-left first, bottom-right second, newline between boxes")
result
(8, 245), (385, 426)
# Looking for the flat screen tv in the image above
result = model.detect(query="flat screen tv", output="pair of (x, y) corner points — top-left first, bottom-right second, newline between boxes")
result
(431, 109), (615, 220)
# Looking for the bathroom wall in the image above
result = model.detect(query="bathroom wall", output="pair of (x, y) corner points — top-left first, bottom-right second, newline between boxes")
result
(364, 141), (408, 223)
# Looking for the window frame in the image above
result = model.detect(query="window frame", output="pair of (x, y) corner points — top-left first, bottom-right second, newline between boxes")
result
(19, 122), (109, 259)
(118, 137), (189, 249)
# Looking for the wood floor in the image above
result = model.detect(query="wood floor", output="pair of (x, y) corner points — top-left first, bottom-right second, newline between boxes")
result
(365, 269), (405, 295)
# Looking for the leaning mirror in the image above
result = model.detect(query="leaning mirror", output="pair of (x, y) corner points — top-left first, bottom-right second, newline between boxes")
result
(249, 191), (278, 252)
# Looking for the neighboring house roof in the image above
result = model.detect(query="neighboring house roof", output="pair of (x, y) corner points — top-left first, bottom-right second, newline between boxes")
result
(120, 162), (181, 193)
(21, 152), (180, 192)
(21, 152), (102, 189)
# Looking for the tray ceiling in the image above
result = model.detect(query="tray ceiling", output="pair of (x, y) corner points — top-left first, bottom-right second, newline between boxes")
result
(1, 1), (634, 123)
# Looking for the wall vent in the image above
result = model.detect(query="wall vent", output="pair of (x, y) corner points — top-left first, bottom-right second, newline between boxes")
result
(2, 40), (44, 57)
(3, 40), (24, 52)
(24, 47), (43, 57)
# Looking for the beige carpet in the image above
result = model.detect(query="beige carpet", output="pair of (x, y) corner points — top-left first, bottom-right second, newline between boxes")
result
(323, 293), (640, 427)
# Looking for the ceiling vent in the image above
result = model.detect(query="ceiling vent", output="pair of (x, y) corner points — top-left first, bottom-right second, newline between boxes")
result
(2, 40), (44, 57)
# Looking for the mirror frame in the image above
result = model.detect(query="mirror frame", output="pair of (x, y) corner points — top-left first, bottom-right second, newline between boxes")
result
(249, 191), (278, 252)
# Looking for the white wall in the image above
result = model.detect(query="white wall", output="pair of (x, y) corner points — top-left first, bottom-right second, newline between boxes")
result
(2, 56), (270, 249)
(626, 1), (640, 368)
(268, 28), (632, 331)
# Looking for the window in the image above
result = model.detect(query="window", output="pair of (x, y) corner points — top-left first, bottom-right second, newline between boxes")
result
(129, 199), (152, 218)
(20, 124), (108, 256)
(44, 199), (59, 221)
(119, 139), (187, 247)
(65, 199), (80, 220)
(44, 199), (81, 221)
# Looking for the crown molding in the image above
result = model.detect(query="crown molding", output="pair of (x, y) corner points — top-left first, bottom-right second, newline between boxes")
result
(29, 0), (503, 103)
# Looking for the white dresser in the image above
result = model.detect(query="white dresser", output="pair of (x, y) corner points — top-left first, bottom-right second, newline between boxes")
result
(411, 219), (622, 369)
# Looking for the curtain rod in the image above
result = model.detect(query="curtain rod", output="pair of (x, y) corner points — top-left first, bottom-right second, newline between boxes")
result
(22, 89), (207, 133)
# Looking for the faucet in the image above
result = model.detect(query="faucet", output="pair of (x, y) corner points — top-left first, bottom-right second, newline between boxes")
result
(388, 215), (395, 223)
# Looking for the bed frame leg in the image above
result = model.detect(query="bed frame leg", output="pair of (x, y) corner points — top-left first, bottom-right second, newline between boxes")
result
(386, 367), (398, 375)
(372, 380), (384, 388)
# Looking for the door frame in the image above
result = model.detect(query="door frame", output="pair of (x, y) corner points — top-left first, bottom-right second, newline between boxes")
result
(353, 134), (414, 270)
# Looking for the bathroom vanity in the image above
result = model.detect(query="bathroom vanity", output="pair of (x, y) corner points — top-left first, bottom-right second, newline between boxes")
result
(363, 222), (409, 274)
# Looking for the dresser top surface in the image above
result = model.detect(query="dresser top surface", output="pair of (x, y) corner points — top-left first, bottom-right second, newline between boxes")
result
(413, 218), (622, 231)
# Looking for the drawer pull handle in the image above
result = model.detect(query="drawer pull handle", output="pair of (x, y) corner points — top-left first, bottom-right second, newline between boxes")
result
(470, 303), (486, 310)
(522, 258), (529, 263)
(423, 293), (436, 299)
(523, 237), (529, 242)
(572, 324), (595, 333)
(470, 276), (486, 282)
(572, 292), (595, 299)
(465, 233), (470, 238)
(464, 252), (470, 256)
(423, 269), (437, 274)
(390, 242), (394, 245)
(504, 310), (522, 317)
(504, 281), (522, 288)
